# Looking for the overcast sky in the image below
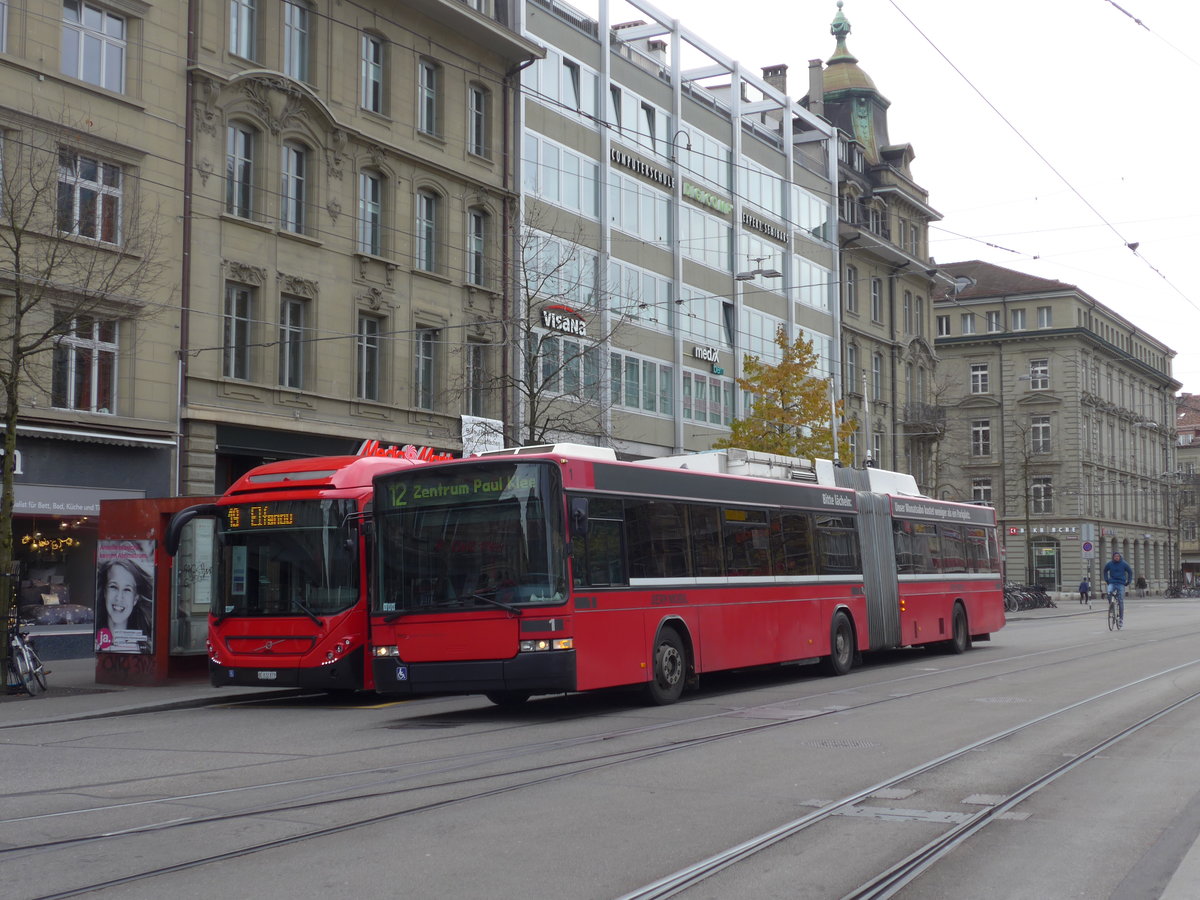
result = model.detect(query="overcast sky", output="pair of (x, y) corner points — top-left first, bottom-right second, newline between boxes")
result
(567, 0), (1200, 396)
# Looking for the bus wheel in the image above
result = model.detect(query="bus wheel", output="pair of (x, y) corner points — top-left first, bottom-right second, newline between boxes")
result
(486, 691), (531, 707)
(645, 628), (686, 705)
(822, 611), (855, 676)
(947, 604), (970, 654)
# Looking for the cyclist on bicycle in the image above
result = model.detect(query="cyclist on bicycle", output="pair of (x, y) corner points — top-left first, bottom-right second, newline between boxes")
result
(1103, 551), (1133, 626)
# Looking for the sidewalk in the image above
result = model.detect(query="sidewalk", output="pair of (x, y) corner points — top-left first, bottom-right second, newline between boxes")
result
(2, 655), (299, 728)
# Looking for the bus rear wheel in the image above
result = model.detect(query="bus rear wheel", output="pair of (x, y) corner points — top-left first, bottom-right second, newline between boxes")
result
(822, 611), (855, 676)
(645, 628), (686, 705)
(947, 603), (970, 654)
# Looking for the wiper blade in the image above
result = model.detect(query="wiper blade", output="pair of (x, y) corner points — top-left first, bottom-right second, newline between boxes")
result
(290, 598), (323, 626)
(383, 608), (411, 623)
(469, 592), (524, 616)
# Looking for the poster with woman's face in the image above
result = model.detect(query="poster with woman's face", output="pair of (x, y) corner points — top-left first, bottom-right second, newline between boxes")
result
(95, 540), (155, 654)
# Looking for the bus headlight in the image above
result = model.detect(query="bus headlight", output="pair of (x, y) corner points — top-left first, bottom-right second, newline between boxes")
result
(519, 638), (574, 652)
(372, 645), (400, 657)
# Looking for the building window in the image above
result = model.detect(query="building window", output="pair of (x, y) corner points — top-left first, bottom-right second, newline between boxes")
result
(1028, 358), (1049, 390)
(52, 315), (117, 412)
(970, 363), (989, 394)
(971, 419), (991, 457)
(986, 310), (1001, 333)
(360, 34), (384, 113)
(872, 353), (883, 401)
(230, 0), (256, 60)
(845, 265), (858, 313)
(57, 150), (122, 244)
(971, 478), (992, 505)
(561, 58), (581, 109)
(870, 278), (882, 322)
(226, 125), (255, 218)
(418, 59), (440, 135)
(1032, 476), (1053, 514)
(1010, 308), (1027, 331)
(62, 1), (125, 92)
(466, 342), (486, 416)
(845, 344), (859, 393)
(280, 142), (307, 234)
(903, 291), (913, 333)
(416, 190), (438, 272)
(1031, 415), (1051, 454)
(414, 328), (437, 409)
(468, 85), (489, 157)
(1037, 305), (1052, 328)
(0, 1), (7, 52)
(961, 312), (976, 335)
(872, 431), (883, 465)
(278, 297), (307, 389)
(223, 283), (254, 380)
(282, 1), (309, 82)
(937, 315), (950, 336)
(357, 171), (381, 255)
(467, 208), (487, 286)
(915, 296), (925, 334)
(356, 314), (380, 401)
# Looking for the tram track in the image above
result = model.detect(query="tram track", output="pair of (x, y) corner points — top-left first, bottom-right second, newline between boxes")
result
(0, 626), (1169, 829)
(617, 659), (1200, 899)
(6, 627), (1200, 899)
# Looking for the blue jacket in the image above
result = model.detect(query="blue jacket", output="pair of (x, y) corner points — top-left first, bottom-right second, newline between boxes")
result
(1103, 558), (1133, 586)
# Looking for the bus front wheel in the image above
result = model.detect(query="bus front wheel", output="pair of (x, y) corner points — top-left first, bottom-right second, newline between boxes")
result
(645, 628), (686, 705)
(822, 611), (855, 676)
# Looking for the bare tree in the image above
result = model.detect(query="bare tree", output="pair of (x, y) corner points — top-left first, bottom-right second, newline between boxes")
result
(0, 115), (167, 662)
(450, 219), (633, 449)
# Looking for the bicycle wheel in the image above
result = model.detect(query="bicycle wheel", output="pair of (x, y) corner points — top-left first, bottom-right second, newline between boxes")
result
(9, 642), (36, 695)
(26, 643), (47, 692)
(1108, 600), (1117, 631)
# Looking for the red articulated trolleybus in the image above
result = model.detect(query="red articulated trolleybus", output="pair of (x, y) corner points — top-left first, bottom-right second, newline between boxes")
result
(368, 445), (1004, 705)
(166, 442), (451, 691)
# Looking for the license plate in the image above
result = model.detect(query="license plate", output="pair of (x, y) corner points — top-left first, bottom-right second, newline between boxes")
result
(257, 670), (277, 681)
(395, 666), (408, 681)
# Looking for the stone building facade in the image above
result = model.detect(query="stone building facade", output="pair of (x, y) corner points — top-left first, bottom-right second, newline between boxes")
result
(934, 261), (1179, 592)
(808, 3), (944, 489)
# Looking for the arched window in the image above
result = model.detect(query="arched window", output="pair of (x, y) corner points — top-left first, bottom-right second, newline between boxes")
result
(357, 170), (383, 255)
(280, 141), (308, 233)
(226, 122), (258, 218)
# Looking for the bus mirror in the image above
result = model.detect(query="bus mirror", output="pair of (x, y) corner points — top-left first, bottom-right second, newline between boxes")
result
(165, 503), (221, 556)
(570, 497), (590, 538)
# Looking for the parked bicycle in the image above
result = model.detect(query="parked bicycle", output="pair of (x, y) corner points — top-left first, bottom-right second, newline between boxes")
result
(1003, 582), (1057, 611)
(7, 613), (47, 696)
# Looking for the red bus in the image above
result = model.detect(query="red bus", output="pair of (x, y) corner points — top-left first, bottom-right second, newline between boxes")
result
(166, 444), (449, 691)
(368, 445), (1004, 705)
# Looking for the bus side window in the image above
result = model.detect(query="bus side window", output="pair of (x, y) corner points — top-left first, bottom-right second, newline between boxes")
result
(585, 520), (625, 586)
(939, 526), (967, 574)
(626, 500), (689, 578)
(723, 507), (772, 576)
(815, 514), (860, 575)
(689, 505), (723, 577)
(772, 510), (816, 577)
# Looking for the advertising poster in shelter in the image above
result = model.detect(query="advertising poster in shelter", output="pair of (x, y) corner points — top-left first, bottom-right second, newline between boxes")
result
(95, 540), (155, 654)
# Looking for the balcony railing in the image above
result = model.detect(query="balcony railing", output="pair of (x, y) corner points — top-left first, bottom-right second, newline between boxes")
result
(900, 403), (946, 435)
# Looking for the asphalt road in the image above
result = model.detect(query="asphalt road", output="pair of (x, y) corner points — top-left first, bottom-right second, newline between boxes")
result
(5, 599), (1200, 899)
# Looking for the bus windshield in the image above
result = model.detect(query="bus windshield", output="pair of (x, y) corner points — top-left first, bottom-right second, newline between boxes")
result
(217, 499), (359, 618)
(375, 461), (565, 613)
